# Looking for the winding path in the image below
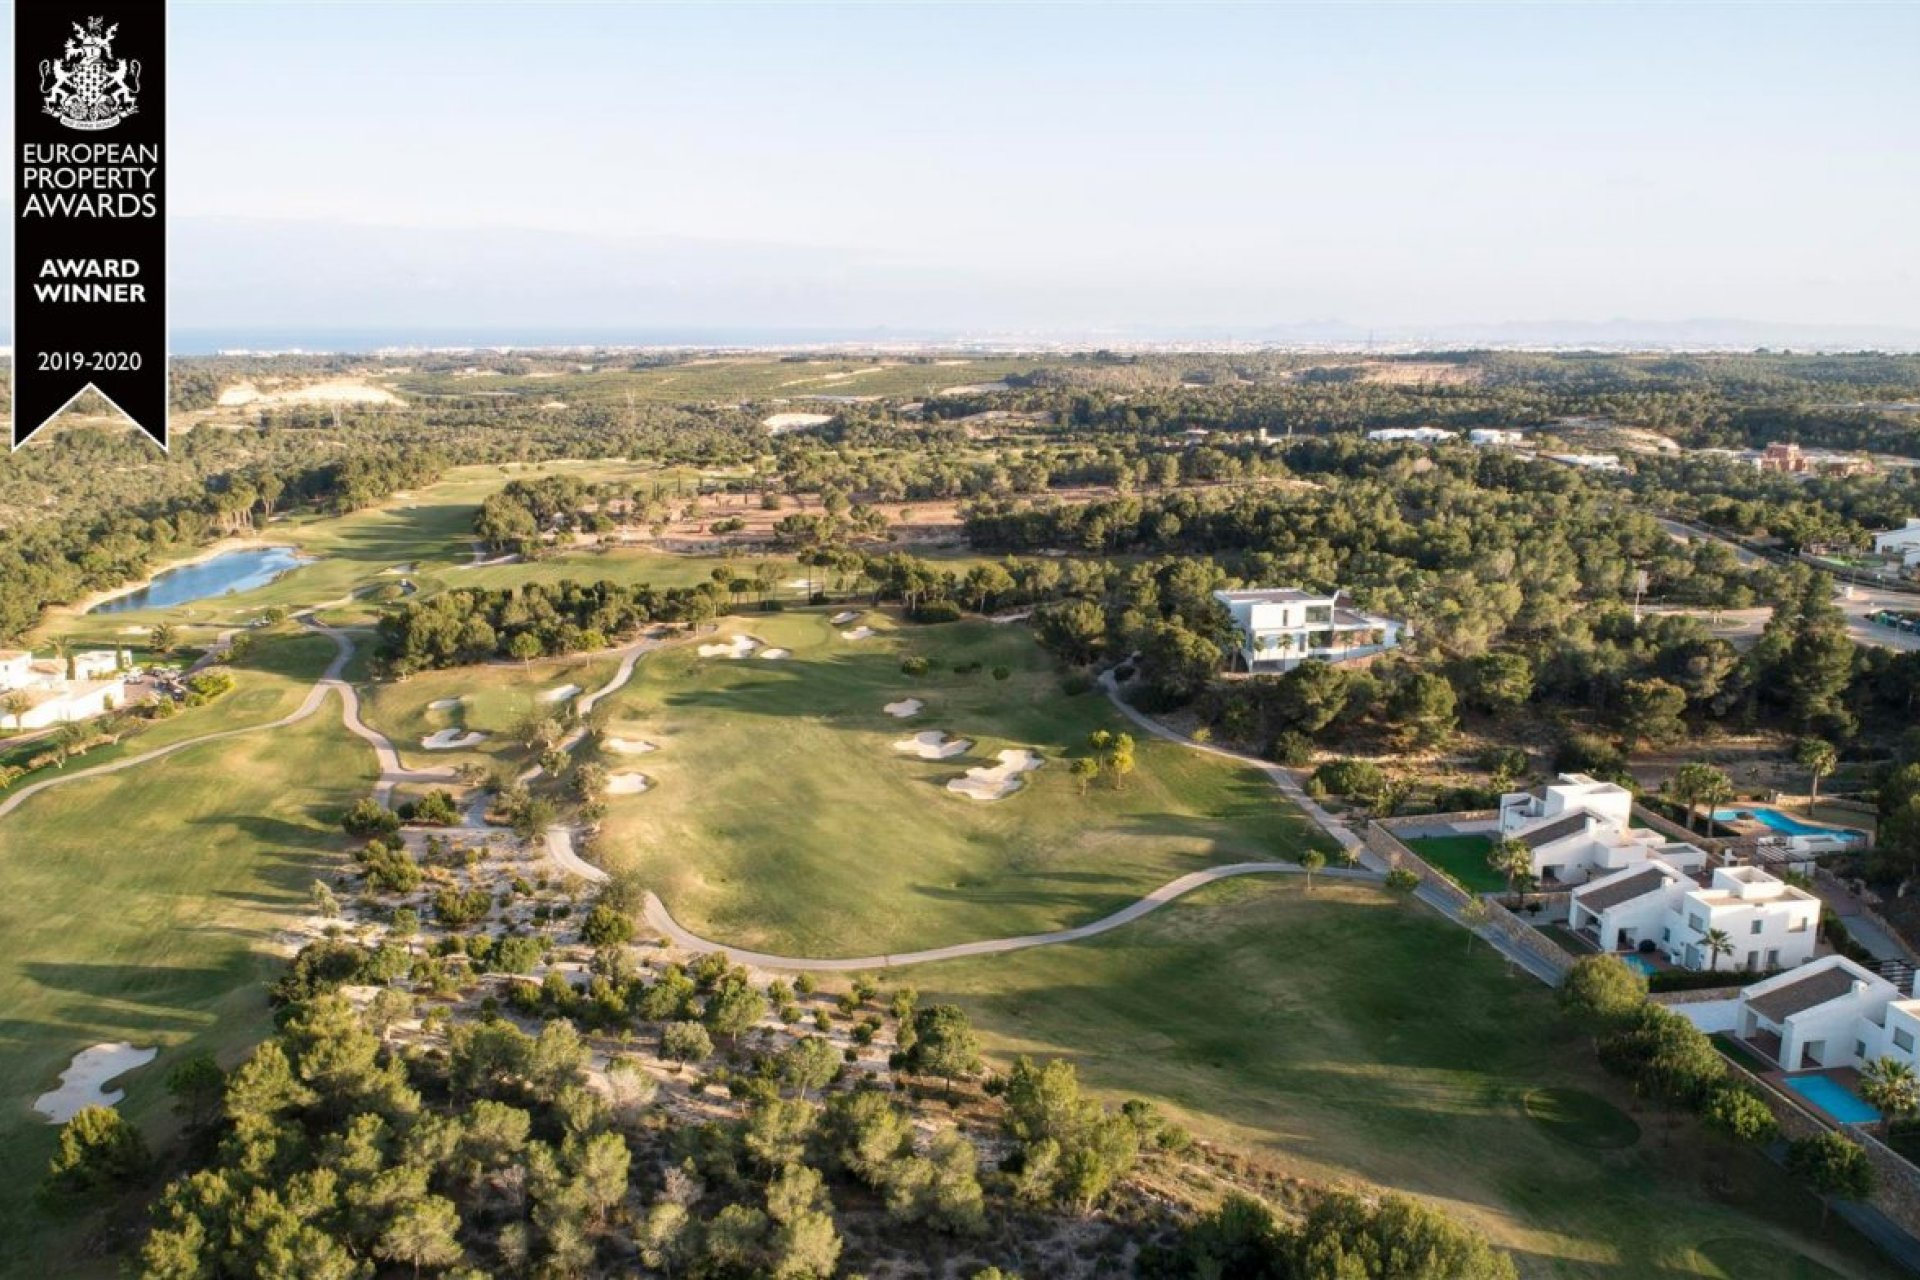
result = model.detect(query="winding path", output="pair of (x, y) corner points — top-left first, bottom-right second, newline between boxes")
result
(0, 621), (356, 820)
(640, 862), (1379, 971)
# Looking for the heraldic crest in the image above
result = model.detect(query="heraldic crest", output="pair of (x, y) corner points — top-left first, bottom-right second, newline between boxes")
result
(40, 16), (141, 131)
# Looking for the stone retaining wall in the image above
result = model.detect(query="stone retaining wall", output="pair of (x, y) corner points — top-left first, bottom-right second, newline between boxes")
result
(1483, 898), (1574, 982)
(1718, 1052), (1920, 1234)
(1365, 820), (1471, 909)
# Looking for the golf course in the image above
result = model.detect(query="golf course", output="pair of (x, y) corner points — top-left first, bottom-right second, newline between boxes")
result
(0, 461), (1908, 1279)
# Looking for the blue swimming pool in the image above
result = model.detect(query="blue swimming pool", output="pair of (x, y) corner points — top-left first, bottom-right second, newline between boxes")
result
(1781, 1074), (1881, 1124)
(1712, 807), (1866, 843)
(1622, 954), (1660, 977)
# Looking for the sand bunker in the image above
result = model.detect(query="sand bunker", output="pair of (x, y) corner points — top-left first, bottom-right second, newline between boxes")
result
(217, 378), (402, 408)
(427, 697), (464, 711)
(893, 730), (972, 760)
(382, 563), (416, 575)
(884, 698), (924, 718)
(840, 626), (876, 641)
(698, 635), (761, 659)
(607, 773), (652, 795)
(421, 729), (487, 750)
(602, 736), (656, 756)
(34, 1043), (158, 1123)
(948, 749), (1044, 801)
(758, 647), (792, 660)
(542, 683), (582, 703)
(764, 412), (835, 434)
(829, 611), (861, 625)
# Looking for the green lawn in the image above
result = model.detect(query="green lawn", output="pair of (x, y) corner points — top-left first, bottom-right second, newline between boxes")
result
(355, 647), (629, 778)
(908, 877), (1903, 1280)
(1407, 833), (1507, 893)
(0, 706), (372, 1276)
(595, 610), (1335, 957)
(0, 631), (338, 793)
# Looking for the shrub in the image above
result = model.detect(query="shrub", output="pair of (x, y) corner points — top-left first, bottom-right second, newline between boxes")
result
(911, 600), (963, 624)
(1555, 731), (1626, 777)
(1310, 759), (1388, 802)
(992, 666), (1011, 681)
(1266, 732), (1313, 767)
(1061, 672), (1093, 696)
(901, 656), (931, 677)
(1384, 867), (1421, 891)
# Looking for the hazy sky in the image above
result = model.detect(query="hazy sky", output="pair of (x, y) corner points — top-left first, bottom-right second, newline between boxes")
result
(19, 3), (1920, 339)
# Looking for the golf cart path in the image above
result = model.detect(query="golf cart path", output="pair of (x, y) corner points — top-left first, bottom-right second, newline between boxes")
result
(0, 619), (356, 820)
(639, 863), (1380, 972)
(0, 620), (667, 818)
(1100, 670), (1566, 986)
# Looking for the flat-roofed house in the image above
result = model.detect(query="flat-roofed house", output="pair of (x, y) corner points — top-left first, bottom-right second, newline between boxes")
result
(1735, 956), (1907, 1071)
(1212, 588), (1404, 673)
(1874, 518), (1920, 568)
(1496, 773), (1708, 887)
(1570, 864), (1819, 972)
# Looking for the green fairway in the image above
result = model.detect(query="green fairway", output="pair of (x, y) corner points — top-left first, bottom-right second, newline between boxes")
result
(0, 705), (372, 1276)
(1407, 832), (1507, 892)
(355, 647), (630, 776)
(595, 610), (1335, 957)
(1522, 1086), (1641, 1149)
(907, 876), (1904, 1280)
(0, 630), (337, 793)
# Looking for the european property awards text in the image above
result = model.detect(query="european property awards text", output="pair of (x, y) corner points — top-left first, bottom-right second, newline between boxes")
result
(19, 142), (160, 218)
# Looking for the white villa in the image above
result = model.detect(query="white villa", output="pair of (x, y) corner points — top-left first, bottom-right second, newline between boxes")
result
(1212, 588), (1404, 673)
(1498, 773), (1708, 887)
(1570, 863), (1819, 973)
(1469, 428), (1527, 447)
(1873, 518), (1920, 568)
(1366, 427), (1456, 444)
(0, 647), (129, 732)
(1734, 956), (1920, 1073)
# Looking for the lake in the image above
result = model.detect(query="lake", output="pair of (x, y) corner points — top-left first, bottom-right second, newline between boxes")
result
(90, 547), (310, 614)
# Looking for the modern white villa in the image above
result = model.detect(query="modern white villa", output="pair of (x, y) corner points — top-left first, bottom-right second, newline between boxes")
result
(1570, 863), (1819, 973)
(1734, 956), (1920, 1073)
(1874, 518), (1920, 568)
(1468, 428), (1527, 446)
(0, 647), (129, 732)
(1366, 427), (1456, 444)
(1498, 773), (1708, 887)
(1212, 588), (1405, 673)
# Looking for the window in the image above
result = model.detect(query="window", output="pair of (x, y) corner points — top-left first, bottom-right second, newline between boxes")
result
(1857, 1041), (1868, 1060)
(1896, 1029), (1915, 1053)
(1750, 920), (1763, 935)
(1661, 927), (1671, 942)
(1687, 912), (1705, 932)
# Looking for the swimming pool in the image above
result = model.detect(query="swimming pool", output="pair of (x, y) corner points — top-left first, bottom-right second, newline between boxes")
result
(1622, 954), (1660, 978)
(1781, 1074), (1881, 1124)
(1712, 807), (1867, 843)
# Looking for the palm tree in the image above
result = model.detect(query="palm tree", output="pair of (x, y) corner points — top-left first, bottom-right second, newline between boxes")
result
(1795, 737), (1839, 807)
(1703, 928), (1734, 972)
(1488, 838), (1531, 901)
(1, 690), (31, 732)
(1860, 1057), (1920, 1137)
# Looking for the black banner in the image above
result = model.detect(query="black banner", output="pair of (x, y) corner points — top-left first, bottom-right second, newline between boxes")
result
(13, 0), (166, 450)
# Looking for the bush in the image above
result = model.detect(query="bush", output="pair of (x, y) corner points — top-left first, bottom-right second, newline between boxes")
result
(1266, 732), (1313, 767)
(901, 656), (931, 677)
(1555, 731), (1626, 777)
(1061, 672), (1093, 696)
(1384, 867), (1421, 891)
(992, 666), (1011, 681)
(910, 600), (963, 624)
(1310, 759), (1388, 802)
